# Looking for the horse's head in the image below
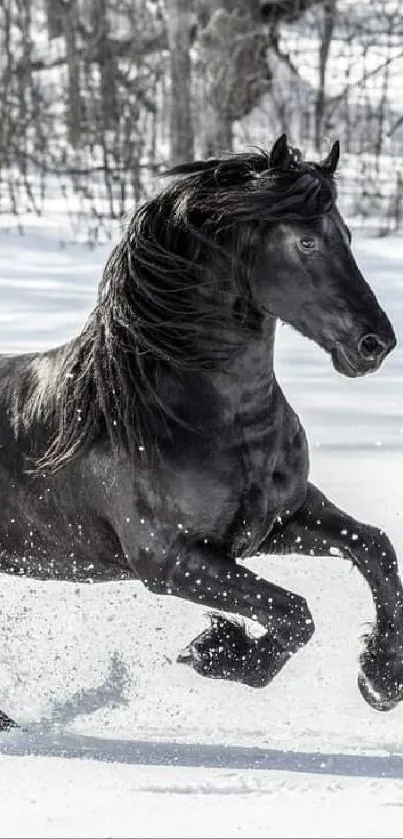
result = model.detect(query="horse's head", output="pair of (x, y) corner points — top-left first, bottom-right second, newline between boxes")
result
(251, 136), (396, 377)
(139, 137), (395, 376)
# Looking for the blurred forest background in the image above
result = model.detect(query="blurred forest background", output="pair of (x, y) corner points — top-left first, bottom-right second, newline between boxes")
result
(1, 0), (402, 241)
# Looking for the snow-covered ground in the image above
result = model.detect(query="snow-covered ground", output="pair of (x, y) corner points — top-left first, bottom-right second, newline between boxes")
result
(0, 222), (402, 837)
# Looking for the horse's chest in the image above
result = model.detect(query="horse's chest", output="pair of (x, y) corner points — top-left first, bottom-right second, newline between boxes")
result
(167, 408), (308, 557)
(231, 420), (308, 556)
(228, 423), (282, 553)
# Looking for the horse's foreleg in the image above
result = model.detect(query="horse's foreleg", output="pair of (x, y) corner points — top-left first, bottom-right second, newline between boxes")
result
(263, 481), (403, 710)
(138, 538), (314, 687)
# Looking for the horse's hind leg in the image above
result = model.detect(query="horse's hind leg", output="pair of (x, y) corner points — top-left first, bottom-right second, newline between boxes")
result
(263, 481), (403, 710)
(138, 538), (314, 687)
(0, 710), (18, 731)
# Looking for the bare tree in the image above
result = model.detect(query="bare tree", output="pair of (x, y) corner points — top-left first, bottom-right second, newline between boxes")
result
(190, 0), (332, 157)
(44, 0), (63, 39)
(166, 0), (194, 165)
(314, 0), (337, 150)
(1, 0), (403, 236)
(64, 1), (82, 147)
(193, 1), (271, 156)
(0, 0), (167, 235)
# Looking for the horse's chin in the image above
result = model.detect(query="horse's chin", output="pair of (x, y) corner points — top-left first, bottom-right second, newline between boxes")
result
(331, 345), (373, 378)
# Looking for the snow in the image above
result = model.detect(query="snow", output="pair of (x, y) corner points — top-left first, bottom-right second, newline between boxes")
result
(3, 757), (403, 839)
(0, 222), (402, 837)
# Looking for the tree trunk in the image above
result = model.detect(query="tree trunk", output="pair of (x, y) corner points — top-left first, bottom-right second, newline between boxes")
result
(45, 0), (63, 39)
(90, 0), (118, 130)
(63, 0), (82, 148)
(166, 0), (194, 166)
(194, 0), (271, 157)
(314, 0), (337, 150)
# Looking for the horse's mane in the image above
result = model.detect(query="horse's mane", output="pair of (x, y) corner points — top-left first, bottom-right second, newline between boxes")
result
(36, 142), (337, 472)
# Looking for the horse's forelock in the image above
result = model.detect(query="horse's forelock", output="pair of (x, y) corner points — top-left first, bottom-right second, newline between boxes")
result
(162, 147), (336, 228)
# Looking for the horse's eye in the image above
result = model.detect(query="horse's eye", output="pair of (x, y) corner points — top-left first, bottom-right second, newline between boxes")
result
(299, 237), (316, 251)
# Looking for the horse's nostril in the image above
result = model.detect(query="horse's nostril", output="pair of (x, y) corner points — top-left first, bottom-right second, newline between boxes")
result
(357, 333), (387, 361)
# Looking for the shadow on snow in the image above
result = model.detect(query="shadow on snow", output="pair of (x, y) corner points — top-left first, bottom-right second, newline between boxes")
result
(1, 731), (403, 780)
(1, 651), (402, 781)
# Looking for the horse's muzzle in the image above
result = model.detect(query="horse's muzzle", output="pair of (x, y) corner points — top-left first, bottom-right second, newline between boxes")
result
(331, 328), (396, 378)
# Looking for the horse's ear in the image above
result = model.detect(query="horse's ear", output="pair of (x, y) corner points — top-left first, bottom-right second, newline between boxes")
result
(322, 140), (340, 174)
(269, 134), (288, 169)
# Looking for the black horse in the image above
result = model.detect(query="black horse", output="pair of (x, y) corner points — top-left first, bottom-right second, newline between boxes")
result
(0, 135), (401, 731)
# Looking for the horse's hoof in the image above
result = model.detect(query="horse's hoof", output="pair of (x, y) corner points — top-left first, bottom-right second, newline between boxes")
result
(177, 615), (289, 688)
(0, 710), (18, 731)
(358, 671), (402, 712)
(176, 616), (253, 682)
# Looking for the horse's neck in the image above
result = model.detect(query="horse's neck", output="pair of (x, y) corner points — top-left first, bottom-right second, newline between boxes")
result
(153, 318), (278, 432)
(213, 324), (275, 398)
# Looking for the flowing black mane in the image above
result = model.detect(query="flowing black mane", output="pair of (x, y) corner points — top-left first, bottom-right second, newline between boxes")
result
(37, 142), (337, 472)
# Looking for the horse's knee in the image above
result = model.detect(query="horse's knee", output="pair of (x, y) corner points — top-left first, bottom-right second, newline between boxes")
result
(140, 567), (174, 596)
(352, 524), (398, 578)
(374, 527), (398, 573)
(142, 575), (170, 595)
(134, 552), (172, 596)
(286, 595), (315, 651)
(300, 598), (315, 644)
